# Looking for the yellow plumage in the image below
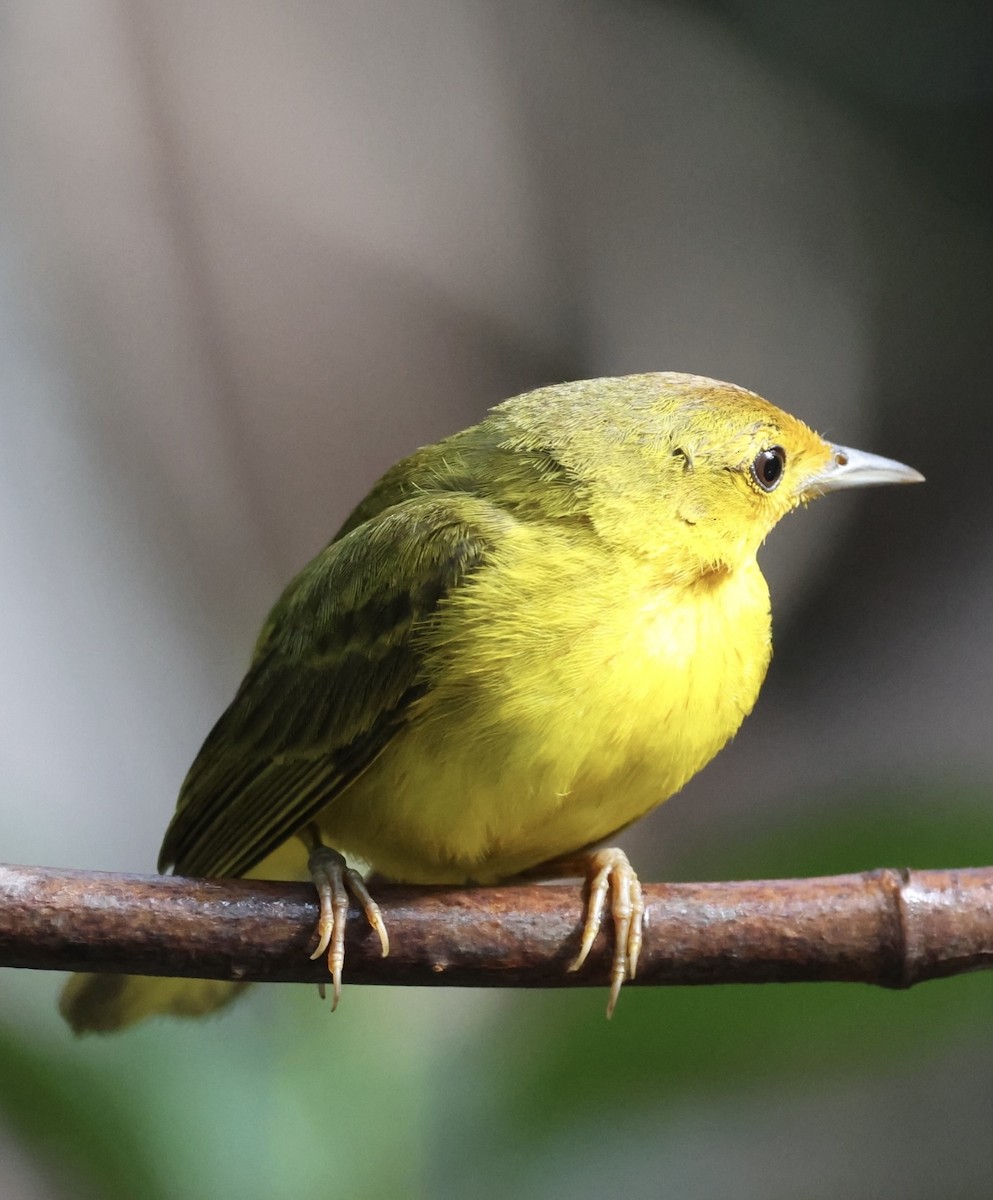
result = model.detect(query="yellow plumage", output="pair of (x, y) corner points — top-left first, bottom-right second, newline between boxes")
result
(327, 529), (772, 883)
(61, 372), (922, 1031)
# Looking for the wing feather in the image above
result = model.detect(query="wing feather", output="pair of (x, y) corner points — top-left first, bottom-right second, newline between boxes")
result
(159, 494), (509, 878)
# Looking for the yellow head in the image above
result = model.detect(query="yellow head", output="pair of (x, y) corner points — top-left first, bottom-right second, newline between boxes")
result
(492, 372), (922, 578)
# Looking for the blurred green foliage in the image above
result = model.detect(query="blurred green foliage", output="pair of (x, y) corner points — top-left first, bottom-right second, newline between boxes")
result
(0, 1027), (163, 1200)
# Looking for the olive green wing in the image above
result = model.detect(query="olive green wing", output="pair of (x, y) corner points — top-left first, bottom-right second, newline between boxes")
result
(158, 494), (510, 879)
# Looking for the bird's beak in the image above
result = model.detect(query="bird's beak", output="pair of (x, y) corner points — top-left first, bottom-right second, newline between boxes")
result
(805, 445), (925, 496)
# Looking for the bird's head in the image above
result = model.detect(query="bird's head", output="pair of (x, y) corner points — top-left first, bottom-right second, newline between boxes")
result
(498, 373), (923, 579)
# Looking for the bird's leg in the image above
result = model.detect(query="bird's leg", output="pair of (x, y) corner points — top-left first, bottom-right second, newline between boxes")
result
(301, 826), (389, 1011)
(528, 846), (644, 1018)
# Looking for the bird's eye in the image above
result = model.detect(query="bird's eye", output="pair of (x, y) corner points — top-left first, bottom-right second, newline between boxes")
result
(751, 446), (786, 492)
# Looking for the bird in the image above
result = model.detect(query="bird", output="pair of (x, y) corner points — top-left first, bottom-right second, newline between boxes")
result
(60, 372), (923, 1031)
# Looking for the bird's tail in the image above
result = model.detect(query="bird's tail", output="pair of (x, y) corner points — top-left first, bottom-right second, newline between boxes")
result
(60, 842), (309, 1034)
(60, 972), (249, 1034)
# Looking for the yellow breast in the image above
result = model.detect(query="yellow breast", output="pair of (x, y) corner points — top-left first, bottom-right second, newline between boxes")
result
(324, 526), (773, 883)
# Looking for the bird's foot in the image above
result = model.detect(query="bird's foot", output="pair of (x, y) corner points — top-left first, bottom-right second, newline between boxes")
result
(307, 845), (389, 1010)
(565, 847), (645, 1018)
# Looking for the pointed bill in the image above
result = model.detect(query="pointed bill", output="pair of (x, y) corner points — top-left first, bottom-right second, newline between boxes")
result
(805, 445), (925, 496)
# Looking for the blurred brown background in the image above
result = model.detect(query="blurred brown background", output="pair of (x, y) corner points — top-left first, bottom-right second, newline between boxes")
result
(2, 3), (992, 1198)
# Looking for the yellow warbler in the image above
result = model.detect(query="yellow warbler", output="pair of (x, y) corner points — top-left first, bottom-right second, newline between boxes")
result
(61, 372), (922, 1031)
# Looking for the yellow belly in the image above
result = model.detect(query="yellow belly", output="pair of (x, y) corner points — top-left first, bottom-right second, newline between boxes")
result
(320, 532), (772, 884)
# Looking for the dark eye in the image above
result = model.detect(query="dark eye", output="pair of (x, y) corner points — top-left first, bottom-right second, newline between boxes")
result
(751, 446), (786, 492)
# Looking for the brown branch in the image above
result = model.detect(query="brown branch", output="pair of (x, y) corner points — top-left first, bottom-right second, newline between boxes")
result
(3, 863), (993, 989)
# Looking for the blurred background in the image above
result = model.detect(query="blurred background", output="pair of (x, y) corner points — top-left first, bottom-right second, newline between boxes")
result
(2, 1), (992, 1196)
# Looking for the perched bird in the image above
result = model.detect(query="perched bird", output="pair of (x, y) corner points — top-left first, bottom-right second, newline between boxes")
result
(61, 372), (922, 1031)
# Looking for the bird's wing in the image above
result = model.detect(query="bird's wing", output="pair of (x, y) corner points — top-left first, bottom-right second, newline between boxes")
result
(158, 493), (510, 878)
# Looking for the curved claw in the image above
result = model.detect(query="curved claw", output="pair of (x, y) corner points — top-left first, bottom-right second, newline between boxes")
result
(307, 845), (390, 1012)
(566, 847), (646, 1018)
